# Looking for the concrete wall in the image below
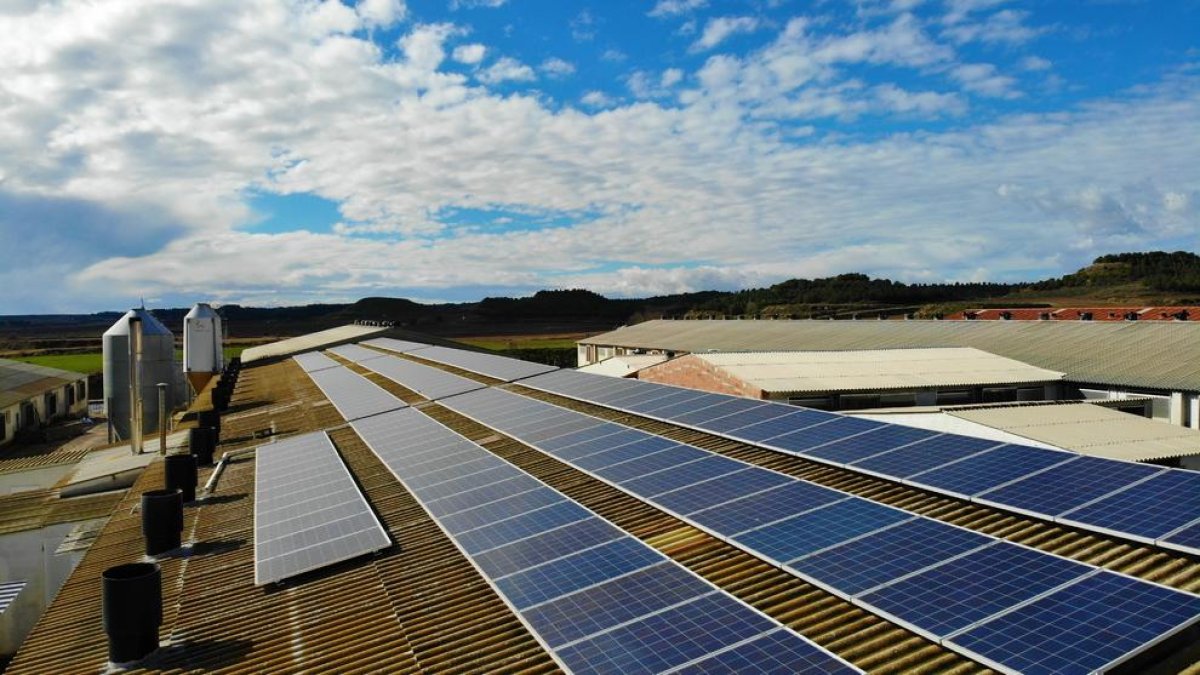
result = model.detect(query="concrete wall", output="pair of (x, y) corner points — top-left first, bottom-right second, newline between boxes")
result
(637, 355), (764, 399)
(0, 522), (89, 657)
(1, 380), (89, 447)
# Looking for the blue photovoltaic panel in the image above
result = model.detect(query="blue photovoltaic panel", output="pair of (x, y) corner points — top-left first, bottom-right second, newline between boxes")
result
(949, 571), (1200, 675)
(439, 488), (566, 534)
(412, 464), (523, 502)
(677, 628), (857, 675)
(495, 537), (667, 609)
(327, 343), (388, 363)
(721, 409), (837, 442)
(590, 444), (707, 482)
(789, 518), (992, 596)
(538, 425), (631, 453)
(554, 592), (776, 674)
(858, 542), (1091, 639)
(653, 467), (794, 515)
(553, 432), (647, 462)
(619, 455), (745, 496)
(355, 353), (485, 400)
(410, 344), (558, 381)
(637, 392), (728, 417)
(471, 517), (625, 578)
(521, 562), (715, 647)
(520, 418), (604, 444)
(978, 456), (1165, 517)
(293, 351), (340, 373)
(306, 365), (407, 421)
(455, 501), (593, 554)
(801, 426), (937, 465)
(1162, 520), (1200, 554)
(734, 499), (912, 564)
(598, 386), (675, 409)
(671, 398), (765, 426)
(1059, 469), (1200, 540)
(907, 444), (1076, 498)
(850, 435), (1002, 479)
(689, 481), (847, 536)
(763, 416), (886, 454)
(622, 388), (711, 414)
(423, 475), (544, 518)
(700, 403), (791, 433)
(403, 455), (505, 490)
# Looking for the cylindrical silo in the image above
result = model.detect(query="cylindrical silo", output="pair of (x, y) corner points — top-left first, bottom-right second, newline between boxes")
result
(103, 309), (176, 441)
(183, 303), (223, 394)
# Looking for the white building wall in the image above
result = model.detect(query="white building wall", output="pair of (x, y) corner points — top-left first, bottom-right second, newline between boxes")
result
(0, 522), (89, 657)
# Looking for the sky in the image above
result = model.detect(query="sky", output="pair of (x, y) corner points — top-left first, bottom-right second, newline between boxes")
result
(1, 0), (1198, 314)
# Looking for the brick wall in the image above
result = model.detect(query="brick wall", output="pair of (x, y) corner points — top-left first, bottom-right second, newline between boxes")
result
(637, 355), (764, 399)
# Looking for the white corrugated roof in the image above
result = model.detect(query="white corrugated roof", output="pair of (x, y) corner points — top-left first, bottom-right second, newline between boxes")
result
(577, 354), (668, 378)
(689, 347), (1062, 394)
(241, 325), (388, 364)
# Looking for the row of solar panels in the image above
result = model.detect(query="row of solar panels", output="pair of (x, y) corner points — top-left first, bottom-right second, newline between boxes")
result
(438, 386), (1200, 675)
(352, 408), (858, 674)
(517, 369), (1200, 556)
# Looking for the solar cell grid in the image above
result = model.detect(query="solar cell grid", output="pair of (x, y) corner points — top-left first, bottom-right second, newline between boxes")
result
(412, 464), (523, 502)
(850, 435), (1002, 479)
(619, 387), (703, 413)
(858, 542), (1092, 640)
(634, 390), (726, 416)
(579, 438), (699, 476)
(671, 398), (765, 426)
(552, 430), (649, 462)
(734, 498), (912, 564)
(652, 467), (794, 516)
(456, 501), (593, 554)
(521, 563), (716, 647)
(620, 454), (745, 496)
(538, 425), (633, 453)
(471, 516), (624, 578)
(978, 456), (1166, 517)
(1161, 520), (1200, 555)
(495, 538), (666, 609)
(763, 416), (885, 454)
(906, 444), (1076, 498)
(1059, 469), (1200, 540)
(327, 343), (388, 363)
(306, 365), (407, 421)
(800, 426), (935, 465)
(440, 487), (566, 534)
(293, 351), (340, 373)
(412, 345), (558, 381)
(949, 571), (1200, 675)
(518, 418), (603, 444)
(423, 474), (544, 517)
(361, 337), (430, 353)
(677, 628), (857, 675)
(403, 454), (504, 490)
(788, 518), (992, 596)
(688, 481), (847, 536)
(720, 408), (837, 442)
(355, 354), (485, 400)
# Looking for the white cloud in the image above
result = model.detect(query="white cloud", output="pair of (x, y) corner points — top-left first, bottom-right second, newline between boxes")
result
(873, 83), (966, 116)
(539, 57), (576, 78)
(601, 48), (628, 62)
(661, 68), (684, 87)
(400, 23), (462, 71)
(692, 16), (761, 52)
(580, 90), (617, 108)
(452, 43), (486, 64)
(648, 0), (708, 18)
(449, 0), (507, 9)
(570, 10), (597, 42)
(356, 0), (406, 28)
(943, 9), (1044, 45)
(950, 63), (1020, 98)
(1020, 55), (1052, 71)
(478, 56), (536, 84)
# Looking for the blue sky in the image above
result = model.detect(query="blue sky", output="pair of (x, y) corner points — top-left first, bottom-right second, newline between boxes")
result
(1, 0), (1198, 313)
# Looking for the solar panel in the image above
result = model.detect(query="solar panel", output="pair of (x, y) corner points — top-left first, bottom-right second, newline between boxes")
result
(351, 407), (858, 674)
(354, 353), (486, 400)
(1058, 469), (1200, 541)
(361, 336), (431, 353)
(409, 344), (558, 381)
(1161, 519), (1200, 556)
(677, 628), (859, 674)
(905, 443), (1076, 499)
(763, 416), (885, 454)
(977, 456), (1166, 518)
(688, 481), (847, 535)
(949, 571), (1200, 675)
(653, 467), (793, 515)
(305, 366), (407, 421)
(733, 499), (913, 564)
(619, 455), (745, 496)
(326, 343), (388, 363)
(292, 351), (340, 373)
(0, 580), (26, 616)
(857, 542), (1091, 640)
(254, 431), (391, 585)
(849, 435), (1003, 480)
(802, 425), (938, 465)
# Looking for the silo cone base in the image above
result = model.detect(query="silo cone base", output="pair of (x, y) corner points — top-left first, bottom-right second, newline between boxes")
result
(186, 372), (215, 395)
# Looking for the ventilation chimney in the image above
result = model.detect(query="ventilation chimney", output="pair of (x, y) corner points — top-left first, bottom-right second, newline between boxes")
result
(102, 562), (162, 664)
(197, 409), (221, 438)
(189, 425), (215, 466)
(165, 454), (198, 503)
(141, 489), (183, 556)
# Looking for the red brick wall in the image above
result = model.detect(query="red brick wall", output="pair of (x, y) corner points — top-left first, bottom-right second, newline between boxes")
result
(637, 355), (764, 399)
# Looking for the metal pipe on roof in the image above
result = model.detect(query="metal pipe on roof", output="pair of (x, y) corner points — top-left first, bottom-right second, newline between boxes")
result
(129, 316), (143, 455)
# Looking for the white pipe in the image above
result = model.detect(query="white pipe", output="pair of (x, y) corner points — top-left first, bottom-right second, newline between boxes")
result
(201, 446), (257, 496)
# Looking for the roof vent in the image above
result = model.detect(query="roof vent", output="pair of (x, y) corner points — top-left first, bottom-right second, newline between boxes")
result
(102, 562), (162, 664)
(165, 454), (198, 503)
(141, 489), (183, 556)
(189, 425), (216, 466)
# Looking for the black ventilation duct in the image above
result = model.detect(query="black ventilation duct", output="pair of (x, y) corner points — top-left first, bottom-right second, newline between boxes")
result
(189, 426), (216, 466)
(141, 489), (182, 555)
(102, 562), (162, 664)
(165, 454), (198, 503)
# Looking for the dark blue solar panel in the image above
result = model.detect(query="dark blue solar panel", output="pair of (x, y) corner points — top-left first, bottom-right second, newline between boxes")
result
(623, 388), (712, 414)
(850, 435), (1002, 479)
(907, 444), (1075, 498)
(592, 444), (709, 483)
(1061, 470), (1200, 539)
(803, 425), (936, 464)
(642, 394), (733, 419)
(700, 404), (789, 433)
(789, 518), (992, 596)
(473, 516), (624, 578)
(439, 487), (565, 534)
(404, 454), (503, 490)
(672, 398), (765, 426)
(689, 481), (846, 536)
(764, 416), (886, 454)
(555, 593), (775, 674)
(413, 464), (523, 501)
(620, 455), (745, 496)
(949, 571), (1200, 675)
(553, 430), (646, 462)
(979, 456), (1165, 517)
(677, 628), (858, 675)
(495, 537), (666, 609)
(424, 475), (543, 517)
(520, 418), (603, 444)
(520, 562), (714, 647)
(456, 501), (592, 554)
(573, 436), (687, 472)
(1162, 520), (1200, 553)
(653, 468), (794, 515)
(601, 387), (678, 409)
(734, 499), (912, 564)
(858, 542), (1091, 639)
(538, 425), (629, 453)
(723, 409), (837, 442)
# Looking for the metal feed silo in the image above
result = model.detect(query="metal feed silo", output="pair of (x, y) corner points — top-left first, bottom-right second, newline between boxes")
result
(103, 309), (176, 442)
(183, 303), (223, 394)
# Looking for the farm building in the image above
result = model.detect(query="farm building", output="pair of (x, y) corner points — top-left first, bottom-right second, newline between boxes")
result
(0, 359), (88, 447)
(579, 319), (1200, 429)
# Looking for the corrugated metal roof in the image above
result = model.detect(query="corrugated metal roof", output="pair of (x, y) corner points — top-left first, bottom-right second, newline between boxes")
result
(0, 358), (84, 410)
(948, 403), (1200, 462)
(576, 354), (668, 377)
(581, 319), (1200, 392)
(684, 348), (1062, 394)
(240, 325), (388, 363)
(0, 580), (26, 616)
